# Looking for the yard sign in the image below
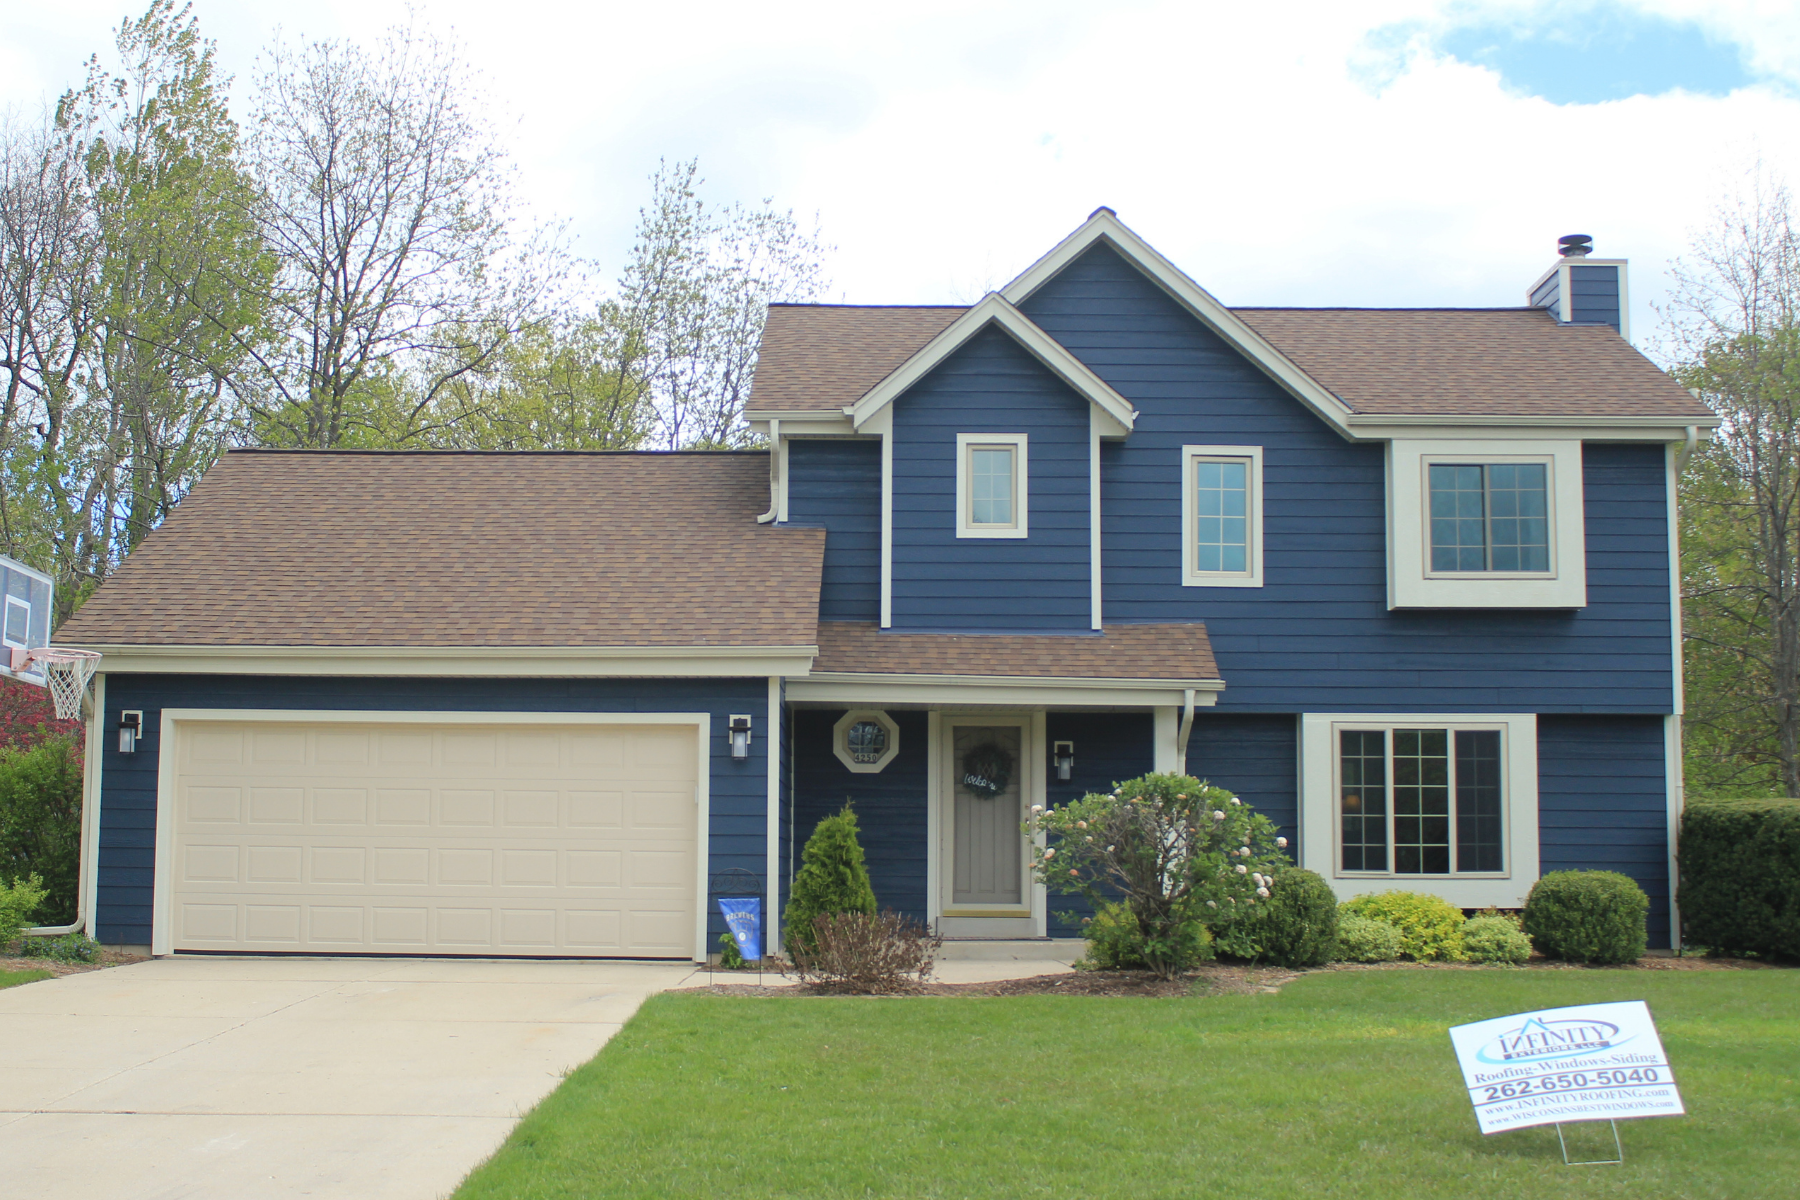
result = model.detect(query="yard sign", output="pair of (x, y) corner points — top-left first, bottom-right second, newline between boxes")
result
(1448, 1001), (1684, 1135)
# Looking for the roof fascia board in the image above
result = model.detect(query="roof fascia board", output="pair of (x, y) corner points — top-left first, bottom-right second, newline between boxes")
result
(789, 674), (1223, 708)
(847, 294), (1137, 432)
(1344, 416), (1719, 442)
(745, 414), (856, 434)
(70, 643), (819, 678)
(999, 211), (1358, 436)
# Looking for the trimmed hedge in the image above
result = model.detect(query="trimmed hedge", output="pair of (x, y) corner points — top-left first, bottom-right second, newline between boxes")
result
(1339, 891), (1466, 961)
(1679, 798), (1800, 960)
(1335, 914), (1403, 962)
(1523, 870), (1648, 965)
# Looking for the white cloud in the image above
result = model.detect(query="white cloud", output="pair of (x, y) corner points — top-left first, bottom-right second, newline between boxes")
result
(1, 0), (1797, 347)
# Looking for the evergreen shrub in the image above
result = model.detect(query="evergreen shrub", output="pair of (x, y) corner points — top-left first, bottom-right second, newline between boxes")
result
(1258, 868), (1339, 967)
(1075, 900), (1211, 970)
(783, 803), (876, 958)
(1678, 798), (1800, 960)
(1462, 914), (1532, 965)
(1339, 891), (1466, 961)
(1334, 914), (1403, 962)
(1523, 870), (1648, 965)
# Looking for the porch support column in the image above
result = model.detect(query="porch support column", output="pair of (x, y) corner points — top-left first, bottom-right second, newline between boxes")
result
(1153, 706), (1179, 774)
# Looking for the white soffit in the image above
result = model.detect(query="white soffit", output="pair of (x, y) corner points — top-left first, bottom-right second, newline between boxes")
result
(1000, 209), (1357, 437)
(847, 293), (1137, 436)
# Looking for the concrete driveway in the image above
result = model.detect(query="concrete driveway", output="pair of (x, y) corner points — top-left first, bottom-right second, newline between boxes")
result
(0, 955), (698, 1200)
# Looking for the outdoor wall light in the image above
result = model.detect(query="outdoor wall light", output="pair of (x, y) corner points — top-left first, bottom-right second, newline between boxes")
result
(1053, 740), (1074, 782)
(728, 714), (753, 760)
(119, 710), (143, 754)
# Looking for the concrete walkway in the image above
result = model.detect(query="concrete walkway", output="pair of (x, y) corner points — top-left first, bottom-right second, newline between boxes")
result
(0, 956), (698, 1200)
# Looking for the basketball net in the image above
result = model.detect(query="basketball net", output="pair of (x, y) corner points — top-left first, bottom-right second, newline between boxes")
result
(23, 648), (101, 720)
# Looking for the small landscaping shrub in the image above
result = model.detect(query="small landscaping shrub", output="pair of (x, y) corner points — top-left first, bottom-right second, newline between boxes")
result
(1027, 772), (1288, 978)
(1462, 914), (1531, 965)
(0, 738), (82, 927)
(783, 803), (877, 958)
(785, 911), (940, 993)
(1258, 868), (1339, 967)
(0, 873), (47, 951)
(19, 930), (100, 963)
(1334, 914), (1403, 962)
(717, 931), (748, 969)
(1339, 892), (1466, 961)
(1075, 900), (1211, 970)
(1679, 798), (1800, 960)
(1523, 870), (1648, 965)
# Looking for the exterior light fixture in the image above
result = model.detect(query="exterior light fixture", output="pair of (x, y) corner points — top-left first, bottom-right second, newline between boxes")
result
(1053, 740), (1074, 782)
(119, 710), (143, 754)
(728, 714), (753, 760)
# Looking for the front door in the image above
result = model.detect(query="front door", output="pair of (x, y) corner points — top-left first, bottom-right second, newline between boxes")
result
(943, 719), (1031, 916)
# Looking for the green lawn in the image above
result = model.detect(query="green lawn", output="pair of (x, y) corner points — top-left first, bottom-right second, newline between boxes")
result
(455, 970), (1799, 1200)
(0, 967), (52, 989)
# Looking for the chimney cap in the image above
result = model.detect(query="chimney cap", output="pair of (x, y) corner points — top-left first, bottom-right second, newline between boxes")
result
(1558, 233), (1594, 258)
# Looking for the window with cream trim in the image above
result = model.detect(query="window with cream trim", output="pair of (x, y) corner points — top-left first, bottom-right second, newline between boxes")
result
(1299, 713), (1540, 908)
(955, 433), (1028, 538)
(1182, 445), (1263, 587)
(1387, 440), (1585, 609)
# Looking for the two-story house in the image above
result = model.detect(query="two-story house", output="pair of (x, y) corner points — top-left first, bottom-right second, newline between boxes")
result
(48, 211), (1714, 959)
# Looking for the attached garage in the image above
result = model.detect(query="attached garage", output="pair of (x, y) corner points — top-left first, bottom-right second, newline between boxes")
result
(158, 714), (707, 958)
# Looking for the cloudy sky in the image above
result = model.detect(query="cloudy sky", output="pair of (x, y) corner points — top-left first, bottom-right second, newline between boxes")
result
(4, 0), (1798, 352)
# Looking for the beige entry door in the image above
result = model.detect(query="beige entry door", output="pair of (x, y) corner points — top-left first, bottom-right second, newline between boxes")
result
(166, 719), (700, 958)
(945, 721), (1030, 913)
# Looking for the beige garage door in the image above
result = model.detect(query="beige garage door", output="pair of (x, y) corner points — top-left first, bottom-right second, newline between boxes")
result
(169, 720), (699, 957)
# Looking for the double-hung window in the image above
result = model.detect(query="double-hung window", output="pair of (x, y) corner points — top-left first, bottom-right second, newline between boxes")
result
(956, 433), (1028, 538)
(1429, 463), (1550, 573)
(1301, 713), (1539, 906)
(1182, 445), (1263, 586)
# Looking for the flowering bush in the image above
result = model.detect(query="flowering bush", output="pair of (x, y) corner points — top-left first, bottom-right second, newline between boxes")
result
(1026, 772), (1288, 978)
(1074, 900), (1211, 970)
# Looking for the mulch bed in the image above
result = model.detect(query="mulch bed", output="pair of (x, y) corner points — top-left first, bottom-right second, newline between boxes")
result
(681, 952), (1788, 999)
(0, 949), (149, 979)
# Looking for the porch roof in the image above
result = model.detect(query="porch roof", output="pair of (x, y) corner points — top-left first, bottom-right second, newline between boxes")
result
(810, 621), (1220, 683)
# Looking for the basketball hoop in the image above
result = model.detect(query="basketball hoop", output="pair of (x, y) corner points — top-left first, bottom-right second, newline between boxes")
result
(23, 647), (101, 720)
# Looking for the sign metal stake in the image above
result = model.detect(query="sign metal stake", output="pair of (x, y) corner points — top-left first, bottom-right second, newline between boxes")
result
(1555, 1120), (1623, 1166)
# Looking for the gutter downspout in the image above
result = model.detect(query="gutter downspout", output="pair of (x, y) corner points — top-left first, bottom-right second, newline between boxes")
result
(1175, 687), (1196, 776)
(1677, 424), (1698, 471)
(756, 419), (781, 524)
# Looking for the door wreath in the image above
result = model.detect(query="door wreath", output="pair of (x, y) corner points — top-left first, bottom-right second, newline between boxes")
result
(960, 742), (1015, 799)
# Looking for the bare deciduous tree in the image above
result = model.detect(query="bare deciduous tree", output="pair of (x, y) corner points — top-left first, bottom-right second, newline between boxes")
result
(241, 21), (557, 448)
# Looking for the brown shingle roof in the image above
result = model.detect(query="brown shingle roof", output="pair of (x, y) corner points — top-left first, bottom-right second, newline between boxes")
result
(746, 304), (964, 415)
(59, 451), (824, 648)
(812, 622), (1219, 681)
(1234, 308), (1712, 418)
(747, 303), (1713, 421)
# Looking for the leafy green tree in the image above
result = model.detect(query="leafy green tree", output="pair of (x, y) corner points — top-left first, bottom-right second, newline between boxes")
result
(1667, 174), (1800, 795)
(784, 803), (877, 957)
(0, 739), (82, 927)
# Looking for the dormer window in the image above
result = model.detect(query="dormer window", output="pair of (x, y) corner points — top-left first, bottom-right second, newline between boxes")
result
(956, 433), (1028, 539)
(1388, 440), (1585, 609)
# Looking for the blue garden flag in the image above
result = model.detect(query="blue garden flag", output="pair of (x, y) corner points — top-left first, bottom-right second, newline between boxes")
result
(718, 897), (762, 961)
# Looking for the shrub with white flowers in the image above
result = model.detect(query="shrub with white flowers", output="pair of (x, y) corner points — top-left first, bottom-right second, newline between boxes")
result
(1025, 772), (1288, 978)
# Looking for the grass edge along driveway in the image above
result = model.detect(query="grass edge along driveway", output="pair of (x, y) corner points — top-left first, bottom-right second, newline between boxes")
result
(0, 967), (52, 990)
(455, 969), (1799, 1200)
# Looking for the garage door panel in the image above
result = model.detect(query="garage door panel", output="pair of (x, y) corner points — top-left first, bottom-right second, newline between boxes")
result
(171, 720), (701, 957)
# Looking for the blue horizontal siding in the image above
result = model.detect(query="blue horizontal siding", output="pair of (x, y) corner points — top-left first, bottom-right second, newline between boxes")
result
(784, 439), (881, 622)
(788, 709), (929, 923)
(1019, 243), (1674, 713)
(890, 325), (1091, 629)
(95, 674), (770, 950)
(1537, 714), (1671, 947)
(1568, 264), (1622, 331)
(1043, 712), (1156, 935)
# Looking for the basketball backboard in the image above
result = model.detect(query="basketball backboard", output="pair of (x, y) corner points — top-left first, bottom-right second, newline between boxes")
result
(0, 553), (54, 688)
